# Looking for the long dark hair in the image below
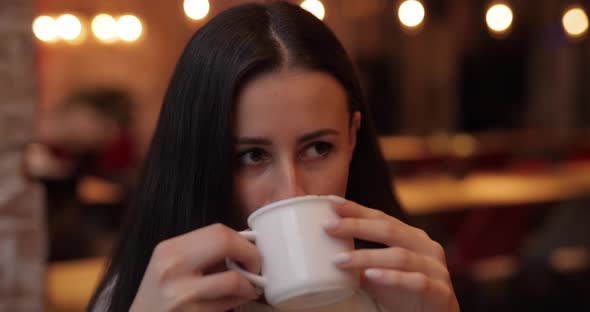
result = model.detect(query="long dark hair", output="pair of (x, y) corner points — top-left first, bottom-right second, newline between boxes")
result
(88, 2), (404, 311)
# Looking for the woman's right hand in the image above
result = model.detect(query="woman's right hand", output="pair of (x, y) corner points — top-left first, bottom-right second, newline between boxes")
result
(130, 223), (261, 312)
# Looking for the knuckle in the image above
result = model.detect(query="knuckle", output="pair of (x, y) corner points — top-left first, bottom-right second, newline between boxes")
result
(226, 271), (245, 292)
(435, 282), (457, 310)
(431, 242), (447, 262)
(151, 241), (175, 280)
(162, 287), (188, 312)
(353, 250), (367, 264)
(392, 248), (410, 266)
(351, 219), (363, 233)
(151, 259), (169, 280)
(342, 218), (357, 232)
(153, 240), (173, 259)
(441, 285), (455, 306)
(369, 208), (386, 219)
(160, 284), (177, 303)
(211, 224), (234, 250)
(441, 267), (452, 282)
(383, 222), (397, 237)
(351, 218), (362, 231)
(163, 300), (177, 312)
(210, 223), (230, 236)
(415, 273), (430, 293)
(415, 228), (430, 240)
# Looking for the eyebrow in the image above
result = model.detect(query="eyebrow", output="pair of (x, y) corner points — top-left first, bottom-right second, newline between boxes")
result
(235, 129), (340, 145)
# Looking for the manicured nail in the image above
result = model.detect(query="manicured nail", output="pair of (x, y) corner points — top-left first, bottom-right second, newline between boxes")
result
(333, 252), (352, 264)
(325, 195), (346, 204)
(255, 286), (264, 297)
(365, 269), (383, 280)
(323, 220), (339, 230)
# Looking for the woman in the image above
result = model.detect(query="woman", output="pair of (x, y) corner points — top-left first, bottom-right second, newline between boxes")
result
(89, 2), (459, 311)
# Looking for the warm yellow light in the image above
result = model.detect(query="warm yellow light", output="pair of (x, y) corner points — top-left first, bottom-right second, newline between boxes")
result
(398, 0), (425, 28)
(116, 15), (142, 42)
(33, 16), (58, 42)
(184, 0), (210, 20)
(300, 0), (326, 20)
(56, 14), (82, 41)
(562, 7), (588, 38)
(486, 3), (513, 34)
(427, 132), (450, 156)
(452, 134), (477, 158)
(92, 14), (118, 42)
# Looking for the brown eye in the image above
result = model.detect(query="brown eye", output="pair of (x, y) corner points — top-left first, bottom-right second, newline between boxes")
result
(238, 148), (271, 166)
(303, 142), (333, 159)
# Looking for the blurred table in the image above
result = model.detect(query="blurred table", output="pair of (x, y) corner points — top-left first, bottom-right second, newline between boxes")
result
(379, 130), (590, 162)
(47, 257), (106, 312)
(395, 162), (590, 215)
(379, 132), (590, 214)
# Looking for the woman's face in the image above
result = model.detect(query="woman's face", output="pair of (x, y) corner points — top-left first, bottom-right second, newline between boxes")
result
(233, 69), (361, 216)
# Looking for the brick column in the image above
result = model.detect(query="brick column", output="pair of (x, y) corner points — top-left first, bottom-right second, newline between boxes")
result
(0, 0), (46, 311)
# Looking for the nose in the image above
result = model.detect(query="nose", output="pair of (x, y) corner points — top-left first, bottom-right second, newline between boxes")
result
(272, 158), (306, 202)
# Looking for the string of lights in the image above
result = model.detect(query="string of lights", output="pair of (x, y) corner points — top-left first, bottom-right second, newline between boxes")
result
(32, 1), (588, 44)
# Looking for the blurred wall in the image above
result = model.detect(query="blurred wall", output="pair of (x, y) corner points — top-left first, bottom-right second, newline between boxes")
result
(37, 0), (195, 155)
(36, 0), (590, 153)
(0, 0), (46, 311)
(35, 0), (370, 156)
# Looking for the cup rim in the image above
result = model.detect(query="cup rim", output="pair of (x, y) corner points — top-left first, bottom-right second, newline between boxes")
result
(247, 195), (337, 225)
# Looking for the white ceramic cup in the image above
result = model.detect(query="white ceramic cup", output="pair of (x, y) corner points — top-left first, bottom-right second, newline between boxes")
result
(226, 195), (359, 310)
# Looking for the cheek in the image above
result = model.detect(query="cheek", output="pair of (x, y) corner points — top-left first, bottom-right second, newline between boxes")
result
(315, 140), (355, 193)
(234, 173), (270, 217)
(310, 155), (350, 196)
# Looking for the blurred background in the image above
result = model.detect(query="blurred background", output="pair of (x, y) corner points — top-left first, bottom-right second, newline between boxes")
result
(1, 0), (590, 311)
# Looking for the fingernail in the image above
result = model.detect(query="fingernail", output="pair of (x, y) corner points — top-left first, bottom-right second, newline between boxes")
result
(333, 252), (352, 264)
(323, 220), (339, 230)
(365, 269), (383, 280)
(325, 195), (346, 204)
(255, 286), (264, 296)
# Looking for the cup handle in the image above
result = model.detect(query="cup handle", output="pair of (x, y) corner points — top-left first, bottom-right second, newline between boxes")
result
(225, 230), (267, 288)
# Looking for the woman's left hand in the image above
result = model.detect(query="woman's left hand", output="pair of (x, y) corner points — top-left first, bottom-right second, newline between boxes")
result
(325, 197), (460, 312)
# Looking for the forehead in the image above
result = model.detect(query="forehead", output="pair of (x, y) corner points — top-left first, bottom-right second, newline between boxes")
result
(234, 69), (349, 135)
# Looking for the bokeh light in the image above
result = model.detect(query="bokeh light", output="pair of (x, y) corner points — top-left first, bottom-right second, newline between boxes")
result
(55, 14), (82, 41)
(562, 6), (588, 38)
(486, 3), (513, 35)
(300, 0), (326, 21)
(33, 16), (58, 42)
(92, 14), (118, 42)
(116, 15), (143, 42)
(184, 0), (210, 20)
(398, 0), (425, 28)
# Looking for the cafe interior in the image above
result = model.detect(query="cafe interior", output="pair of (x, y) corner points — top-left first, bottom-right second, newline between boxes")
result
(1, 0), (590, 311)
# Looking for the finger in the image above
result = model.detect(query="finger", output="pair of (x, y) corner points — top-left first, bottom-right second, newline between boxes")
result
(198, 297), (254, 312)
(326, 198), (440, 257)
(362, 269), (456, 309)
(327, 196), (387, 220)
(325, 218), (446, 262)
(151, 223), (261, 281)
(163, 271), (259, 310)
(332, 247), (450, 282)
(173, 297), (251, 312)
